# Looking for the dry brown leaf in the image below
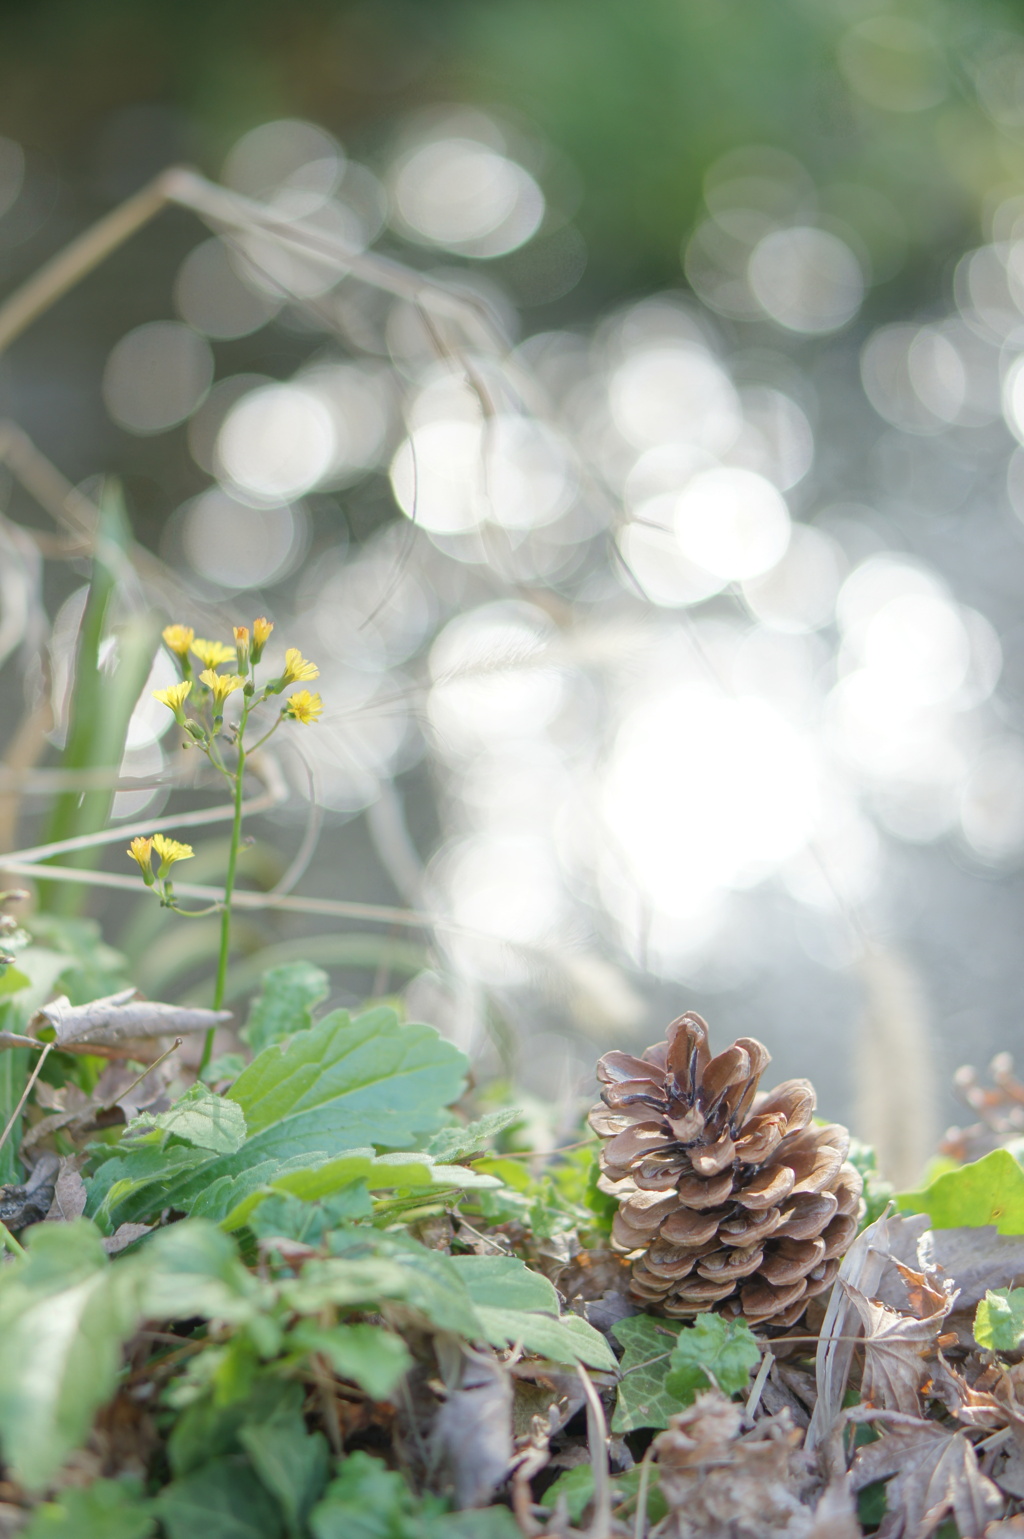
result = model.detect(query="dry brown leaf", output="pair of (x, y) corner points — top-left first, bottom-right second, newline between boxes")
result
(653, 1390), (822, 1538)
(928, 1352), (1005, 1432)
(433, 1345), (513, 1509)
(985, 1515), (1024, 1535)
(34, 989), (231, 1047)
(919, 1227), (1024, 1314)
(850, 1413), (1003, 1538)
(841, 1273), (955, 1415)
(808, 1211), (927, 1453)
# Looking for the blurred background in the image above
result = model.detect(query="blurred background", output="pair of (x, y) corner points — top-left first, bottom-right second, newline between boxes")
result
(2, 0), (1024, 1180)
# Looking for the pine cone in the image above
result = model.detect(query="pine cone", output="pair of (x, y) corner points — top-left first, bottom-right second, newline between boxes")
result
(590, 1012), (862, 1328)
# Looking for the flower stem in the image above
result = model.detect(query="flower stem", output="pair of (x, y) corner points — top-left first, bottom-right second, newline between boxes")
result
(201, 734), (246, 1074)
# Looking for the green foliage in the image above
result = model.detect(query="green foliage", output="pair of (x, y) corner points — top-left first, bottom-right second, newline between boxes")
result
(472, 1142), (613, 1240)
(145, 1082), (248, 1154)
(610, 1312), (760, 1433)
(158, 1456), (285, 1539)
(665, 1312), (761, 1402)
(898, 1146), (1024, 1234)
(227, 1005), (468, 1156)
(848, 1139), (895, 1230)
(424, 1107), (525, 1162)
(308, 1451), (521, 1539)
(241, 961), (329, 1053)
(544, 1462), (668, 1527)
(21, 1479), (157, 1539)
(975, 1288), (1024, 1352)
(287, 1322), (412, 1399)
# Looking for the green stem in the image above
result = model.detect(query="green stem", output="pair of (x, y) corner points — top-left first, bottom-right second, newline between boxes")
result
(0, 1219), (25, 1258)
(200, 733), (247, 1074)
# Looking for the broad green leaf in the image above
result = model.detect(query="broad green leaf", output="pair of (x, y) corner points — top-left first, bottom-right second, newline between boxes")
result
(227, 1006), (467, 1155)
(665, 1313), (760, 1403)
(158, 1454), (284, 1539)
(450, 1253), (561, 1313)
(149, 1083), (247, 1154)
(611, 1315), (683, 1432)
(242, 962), (329, 1052)
(141, 1220), (265, 1325)
(288, 1322), (412, 1399)
(425, 1108), (524, 1162)
(898, 1147), (1024, 1234)
(975, 1288), (1024, 1351)
(167, 1378), (302, 1479)
(239, 1412), (329, 1539)
(0, 1221), (143, 1488)
(85, 1143), (218, 1233)
(309, 1451), (447, 1539)
(474, 1305), (617, 1370)
(21, 1478), (157, 1539)
(249, 1186), (374, 1243)
(277, 1256), (420, 1316)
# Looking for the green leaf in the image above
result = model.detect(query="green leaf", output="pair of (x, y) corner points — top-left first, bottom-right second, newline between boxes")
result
(473, 1306), (616, 1370)
(665, 1313), (761, 1403)
(21, 1478), (157, 1539)
(0, 1221), (143, 1488)
(167, 1378), (302, 1479)
(242, 962), (329, 1053)
(249, 1186), (374, 1244)
(975, 1288), (1024, 1351)
(610, 1315), (684, 1432)
(227, 1006), (468, 1156)
(158, 1455), (284, 1539)
(289, 1322), (412, 1400)
(449, 1253), (561, 1313)
(425, 1108), (524, 1162)
(149, 1083), (248, 1154)
(85, 1143), (219, 1233)
(898, 1147), (1024, 1234)
(238, 1412), (329, 1539)
(309, 1452), (520, 1539)
(140, 1220), (265, 1325)
(543, 1463), (668, 1527)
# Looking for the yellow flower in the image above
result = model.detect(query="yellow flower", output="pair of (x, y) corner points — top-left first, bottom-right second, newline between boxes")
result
(127, 836), (154, 884)
(283, 648), (319, 683)
(151, 834), (194, 873)
(191, 638), (237, 670)
(199, 669), (245, 704)
(152, 680), (192, 718)
(252, 617), (274, 652)
(233, 626), (251, 671)
(283, 690), (324, 724)
(162, 624), (194, 656)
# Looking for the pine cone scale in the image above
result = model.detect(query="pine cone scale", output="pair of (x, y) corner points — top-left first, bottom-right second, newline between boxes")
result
(591, 1011), (863, 1328)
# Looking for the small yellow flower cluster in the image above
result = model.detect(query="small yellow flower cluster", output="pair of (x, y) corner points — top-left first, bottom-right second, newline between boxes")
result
(127, 833), (194, 887)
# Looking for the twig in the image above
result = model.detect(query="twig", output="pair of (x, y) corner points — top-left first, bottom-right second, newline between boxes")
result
(0, 1040), (52, 1159)
(745, 1349), (774, 1420)
(3, 786), (279, 865)
(577, 1362), (611, 1539)
(634, 1445), (656, 1539)
(104, 1037), (182, 1107)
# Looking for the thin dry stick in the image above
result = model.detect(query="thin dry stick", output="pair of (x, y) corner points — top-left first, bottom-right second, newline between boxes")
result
(745, 1349), (774, 1420)
(0, 1040), (53, 1159)
(577, 1362), (612, 1539)
(634, 1445), (656, 1539)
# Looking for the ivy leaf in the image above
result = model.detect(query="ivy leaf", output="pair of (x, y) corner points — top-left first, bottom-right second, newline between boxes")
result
(611, 1315), (683, 1432)
(288, 1322), (412, 1400)
(158, 1454), (284, 1539)
(898, 1147), (1024, 1234)
(148, 1084), (247, 1154)
(21, 1478), (157, 1539)
(242, 962), (329, 1053)
(227, 1006), (468, 1156)
(0, 1221), (143, 1489)
(665, 1313), (761, 1403)
(975, 1287), (1024, 1351)
(424, 1108), (524, 1162)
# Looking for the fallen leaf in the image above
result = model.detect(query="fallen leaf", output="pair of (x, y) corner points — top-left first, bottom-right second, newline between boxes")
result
(0, 1152), (59, 1233)
(841, 1267), (956, 1415)
(34, 990), (231, 1047)
(43, 1158), (87, 1223)
(433, 1346), (513, 1509)
(653, 1390), (821, 1537)
(850, 1413), (1003, 1539)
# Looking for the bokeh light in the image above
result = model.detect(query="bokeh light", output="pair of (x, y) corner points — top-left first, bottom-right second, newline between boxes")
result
(102, 321), (213, 434)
